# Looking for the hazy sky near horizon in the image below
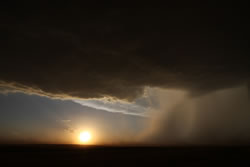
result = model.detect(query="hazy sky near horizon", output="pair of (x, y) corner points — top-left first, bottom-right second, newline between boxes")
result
(0, 6), (250, 145)
(0, 92), (148, 144)
(0, 85), (250, 145)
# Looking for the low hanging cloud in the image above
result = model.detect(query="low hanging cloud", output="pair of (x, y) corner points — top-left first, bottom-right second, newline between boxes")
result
(0, 7), (250, 101)
(74, 99), (149, 117)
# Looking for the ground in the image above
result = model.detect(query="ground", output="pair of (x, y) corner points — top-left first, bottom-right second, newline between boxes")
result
(1, 145), (250, 166)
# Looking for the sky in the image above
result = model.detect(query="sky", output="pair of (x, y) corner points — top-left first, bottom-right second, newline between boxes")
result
(0, 5), (250, 145)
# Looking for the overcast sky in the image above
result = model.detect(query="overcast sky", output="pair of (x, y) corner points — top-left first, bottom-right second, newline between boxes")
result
(0, 5), (250, 145)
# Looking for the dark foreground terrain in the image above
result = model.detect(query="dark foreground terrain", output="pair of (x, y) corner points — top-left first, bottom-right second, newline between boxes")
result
(1, 145), (250, 166)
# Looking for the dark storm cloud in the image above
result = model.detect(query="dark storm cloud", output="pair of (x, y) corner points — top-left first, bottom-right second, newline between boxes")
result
(0, 6), (249, 100)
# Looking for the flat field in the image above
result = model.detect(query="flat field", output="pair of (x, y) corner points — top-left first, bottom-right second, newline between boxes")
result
(1, 145), (250, 166)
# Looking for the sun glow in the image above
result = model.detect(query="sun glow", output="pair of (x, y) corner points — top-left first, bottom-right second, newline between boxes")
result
(79, 131), (92, 144)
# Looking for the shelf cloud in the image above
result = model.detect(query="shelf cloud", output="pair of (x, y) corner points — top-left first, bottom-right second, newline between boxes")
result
(0, 7), (249, 101)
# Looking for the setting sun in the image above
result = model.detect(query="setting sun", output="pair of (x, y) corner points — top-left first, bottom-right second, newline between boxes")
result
(79, 131), (92, 144)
